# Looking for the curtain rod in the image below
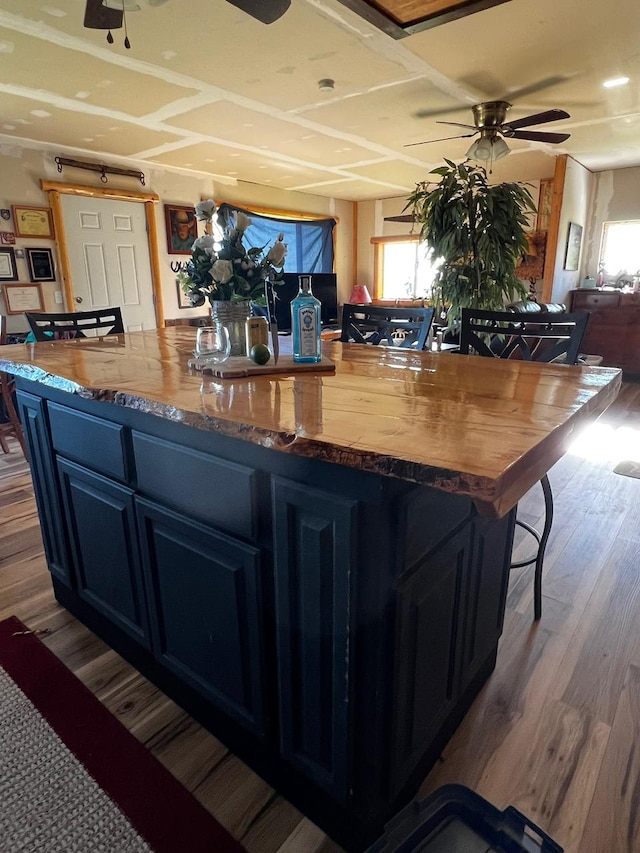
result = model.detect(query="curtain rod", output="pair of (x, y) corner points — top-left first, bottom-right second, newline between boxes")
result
(55, 156), (145, 186)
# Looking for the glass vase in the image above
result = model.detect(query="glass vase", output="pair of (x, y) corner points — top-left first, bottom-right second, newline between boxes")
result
(210, 300), (250, 357)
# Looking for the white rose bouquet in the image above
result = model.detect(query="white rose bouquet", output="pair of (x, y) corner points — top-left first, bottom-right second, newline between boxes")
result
(178, 200), (287, 306)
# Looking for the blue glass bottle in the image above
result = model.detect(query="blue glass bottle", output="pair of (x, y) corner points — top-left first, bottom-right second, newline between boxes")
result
(291, 275), (322, 363)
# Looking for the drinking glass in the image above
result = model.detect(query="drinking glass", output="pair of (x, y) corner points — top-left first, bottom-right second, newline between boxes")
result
(195, 324), (231, 364)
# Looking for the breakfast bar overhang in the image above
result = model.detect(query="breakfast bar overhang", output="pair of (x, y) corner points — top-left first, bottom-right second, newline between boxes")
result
(0, 329), (622, 851)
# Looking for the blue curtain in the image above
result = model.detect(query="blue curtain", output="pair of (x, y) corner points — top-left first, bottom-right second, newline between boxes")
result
(218, 204), (335, 273)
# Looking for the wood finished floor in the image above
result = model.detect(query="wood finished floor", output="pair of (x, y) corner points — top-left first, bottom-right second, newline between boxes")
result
(1, 381), (639, 852)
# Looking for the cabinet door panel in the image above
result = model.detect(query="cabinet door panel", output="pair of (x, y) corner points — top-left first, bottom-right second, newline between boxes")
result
(391, 525), (471, 791)
(57, 458), (149, 647)
(461, 512), (515, 688)
(136, 497), (265, 734)
(16, 391), (70, 584)
(272, 477), (357, 801)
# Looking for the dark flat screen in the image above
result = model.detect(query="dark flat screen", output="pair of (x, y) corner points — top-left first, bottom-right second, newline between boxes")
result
(273, 273), (338, 331)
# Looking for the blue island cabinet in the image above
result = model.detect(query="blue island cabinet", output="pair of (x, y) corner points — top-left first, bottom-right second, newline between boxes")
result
(15, 378), (515, 852)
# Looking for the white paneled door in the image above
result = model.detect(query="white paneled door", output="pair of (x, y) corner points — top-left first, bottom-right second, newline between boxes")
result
(61, 195), (156, 331)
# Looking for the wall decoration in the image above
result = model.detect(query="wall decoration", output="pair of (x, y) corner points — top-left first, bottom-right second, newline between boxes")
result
(164, 204), (197, 254)
(0, 231), (16, 245)
(0, 209), (10, 220)
(176, 279), (192, 309)
(536, 178), (553, 231)
(2, 283), (44, 314)
(25, 247), (55, 282)
(564, 221), (583, 271)
(12, 205), (54, 239)
(0, 247), (18, 281)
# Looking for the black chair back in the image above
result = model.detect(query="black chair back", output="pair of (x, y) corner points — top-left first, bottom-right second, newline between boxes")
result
(459, 308), (590, 365)
(25, 308), (125, 342)
(340, 304), (434, 351)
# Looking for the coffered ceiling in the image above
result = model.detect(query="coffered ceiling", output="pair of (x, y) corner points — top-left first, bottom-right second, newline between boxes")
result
(0, 0), (638, 201)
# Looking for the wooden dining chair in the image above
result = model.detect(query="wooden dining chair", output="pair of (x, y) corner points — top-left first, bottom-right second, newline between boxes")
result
(25, 307), (125, 341)
(0, 316), (26, 456)
(340, 304), (435, 350)
(459, 307), (591, 620)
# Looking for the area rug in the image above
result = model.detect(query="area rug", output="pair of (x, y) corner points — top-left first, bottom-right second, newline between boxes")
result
(0, 615), (243, 852)
(614, 459), (640, 479)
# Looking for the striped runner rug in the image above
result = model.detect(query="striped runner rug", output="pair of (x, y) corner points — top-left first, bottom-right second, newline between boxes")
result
(0, 615), (243, 852)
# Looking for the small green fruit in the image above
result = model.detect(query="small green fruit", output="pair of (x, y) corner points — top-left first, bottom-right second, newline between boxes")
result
(250, 344), (271, 365)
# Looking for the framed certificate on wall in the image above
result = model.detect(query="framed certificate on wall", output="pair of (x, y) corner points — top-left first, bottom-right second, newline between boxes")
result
(25, 247), (55, 282)
(0, 247), (18, 281)
(12, 205), (54, 239)
(2, 283), (44, 314)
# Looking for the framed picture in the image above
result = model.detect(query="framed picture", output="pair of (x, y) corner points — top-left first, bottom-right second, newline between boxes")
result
(2, 283), (44, 314)
(25, 247), (55, 282)
(164, 204), (197, 254)
(176, 279), (192, 309)
(12, 205), (54, 239)
(564, 221), (583, 271)
(0, 247), (18, 281)
(536, 178), (553, 231)
(0, 231), (15, 245)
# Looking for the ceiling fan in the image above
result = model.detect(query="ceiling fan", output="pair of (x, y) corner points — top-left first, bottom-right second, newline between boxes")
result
(84, 0), (291, 47)
(407, 100), (571, 162)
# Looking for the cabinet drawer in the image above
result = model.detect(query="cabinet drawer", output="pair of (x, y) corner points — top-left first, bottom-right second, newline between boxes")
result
(132, 432), (257, 540)
(49, 403), (127, 482)
(572, 291), (620, 310)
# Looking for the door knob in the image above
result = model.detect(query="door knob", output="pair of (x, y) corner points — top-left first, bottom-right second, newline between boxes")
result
(75, 296), (83, 304)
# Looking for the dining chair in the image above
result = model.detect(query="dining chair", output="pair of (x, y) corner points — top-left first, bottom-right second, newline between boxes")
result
(0, 315), (26, 456)
(25, 307), (125, 342)
(459, 307), (591, 620)
(340, 304), (435, 350)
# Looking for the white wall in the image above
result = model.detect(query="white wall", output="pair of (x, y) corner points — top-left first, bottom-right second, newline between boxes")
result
(0, 144), (354, 333)
(550, 158), (592, 306)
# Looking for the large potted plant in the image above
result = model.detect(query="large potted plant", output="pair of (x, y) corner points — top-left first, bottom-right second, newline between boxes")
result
(405, 160), (535, 326)
(178, 200), (287, 355)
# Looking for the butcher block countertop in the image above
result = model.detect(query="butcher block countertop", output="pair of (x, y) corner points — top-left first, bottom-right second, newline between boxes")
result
(0, 327), (621, 517)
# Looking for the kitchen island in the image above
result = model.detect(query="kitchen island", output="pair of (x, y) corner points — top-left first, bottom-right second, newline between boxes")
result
(0, 328), (621, 850)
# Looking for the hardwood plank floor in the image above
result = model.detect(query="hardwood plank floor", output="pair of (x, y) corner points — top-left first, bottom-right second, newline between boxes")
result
(1, 381), (639, 852)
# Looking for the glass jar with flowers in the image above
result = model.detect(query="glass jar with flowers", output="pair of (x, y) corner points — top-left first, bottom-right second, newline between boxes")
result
(178, 200), (287, 356)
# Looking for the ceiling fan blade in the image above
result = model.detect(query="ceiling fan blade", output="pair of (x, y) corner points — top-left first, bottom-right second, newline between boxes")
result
(384, 214), (416, 223)
(437, 120), (478, 130)
(510, 130), (571, 143)
(414, 103), (474, 119)
(225, 0), (290, 23)
(404, 132), (477, 147)
(506, 109), (571, 130)
(502, 75), (569, 102)
(83, 0), (122, 29)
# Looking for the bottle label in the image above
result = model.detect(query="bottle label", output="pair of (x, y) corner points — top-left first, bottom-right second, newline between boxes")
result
(297, 306), (318, 356)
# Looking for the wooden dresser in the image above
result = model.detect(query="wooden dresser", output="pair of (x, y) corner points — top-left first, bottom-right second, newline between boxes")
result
(570, 289), (640, 375)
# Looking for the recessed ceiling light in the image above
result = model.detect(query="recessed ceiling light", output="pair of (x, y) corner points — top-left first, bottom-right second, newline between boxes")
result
(3, 124), (16, 131)
(75, 91), (91, 99)
(318, 78), (335, 93)
(31, 110), (51, 118)
(603, 76), (630, 88)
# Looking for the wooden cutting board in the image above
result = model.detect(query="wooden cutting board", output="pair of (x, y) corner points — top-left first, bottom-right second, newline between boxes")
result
(200, 354), (335, 378)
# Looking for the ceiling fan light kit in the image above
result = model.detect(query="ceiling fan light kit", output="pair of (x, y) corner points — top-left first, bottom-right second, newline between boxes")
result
(466, 135), (510, 163)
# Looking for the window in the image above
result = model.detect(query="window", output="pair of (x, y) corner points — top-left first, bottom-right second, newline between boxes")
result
(600, 220), (640, 284)
(371, 236), (440, 301)
(218, 203), (336, 273)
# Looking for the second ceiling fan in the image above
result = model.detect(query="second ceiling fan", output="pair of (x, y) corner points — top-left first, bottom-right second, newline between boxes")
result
(407, 100), (571, 162)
